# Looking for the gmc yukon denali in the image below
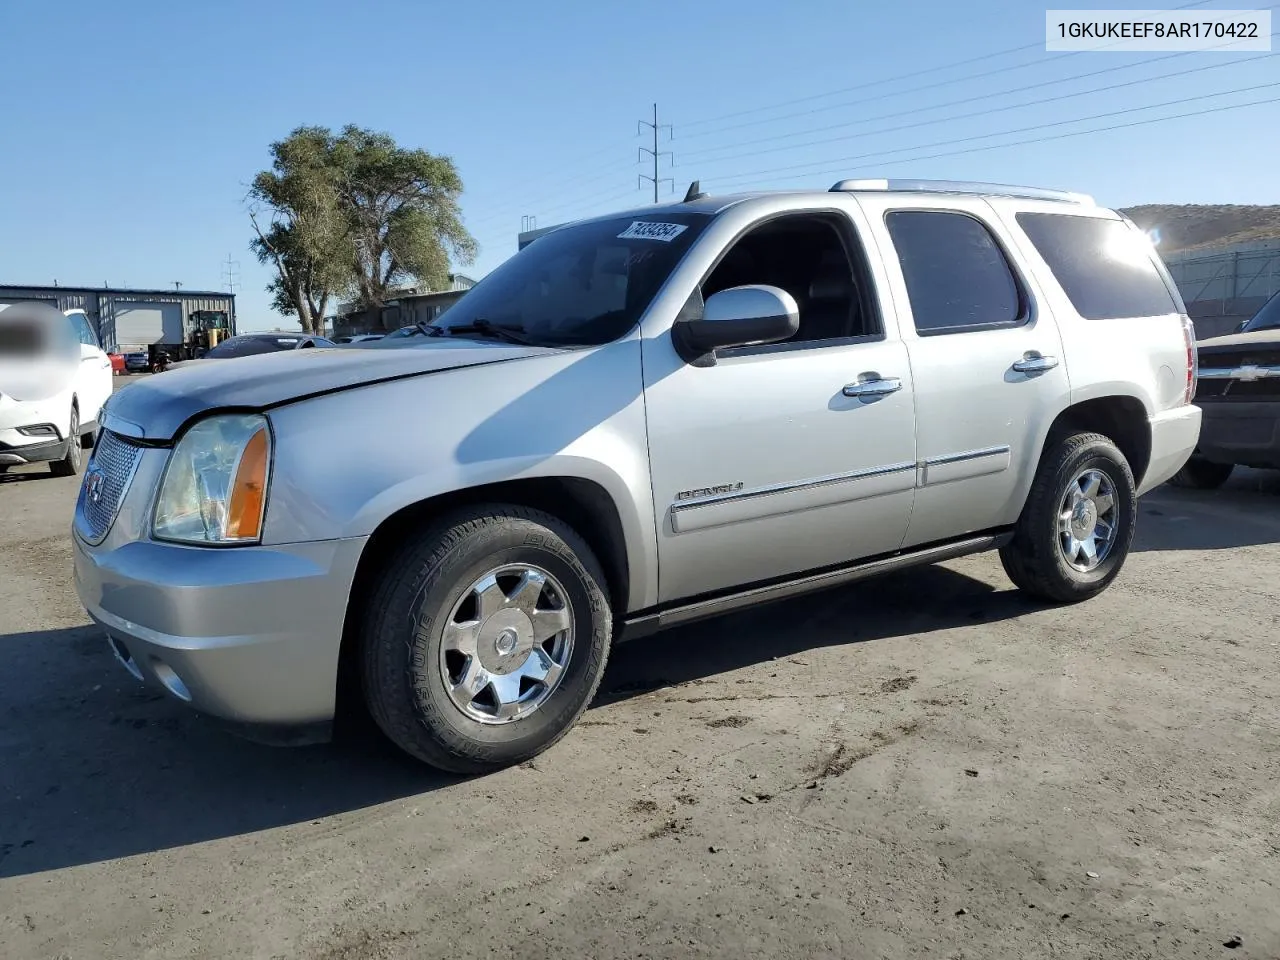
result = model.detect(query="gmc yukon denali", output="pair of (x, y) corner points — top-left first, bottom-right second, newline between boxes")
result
(72, 179), (1202, 773)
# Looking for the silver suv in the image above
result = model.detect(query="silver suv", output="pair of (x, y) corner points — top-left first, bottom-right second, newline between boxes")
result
(72, 179), (1202, 773)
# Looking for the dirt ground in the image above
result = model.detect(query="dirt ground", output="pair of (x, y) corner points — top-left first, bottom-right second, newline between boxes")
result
(2, 399), (1279, 959)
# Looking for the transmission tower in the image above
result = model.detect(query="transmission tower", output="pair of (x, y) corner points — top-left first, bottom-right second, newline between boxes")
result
(638, 103), (674, 202)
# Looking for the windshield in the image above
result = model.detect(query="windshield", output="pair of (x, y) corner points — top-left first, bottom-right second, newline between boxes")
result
(430, 213), (710, 346)
(1242, 291), (1280, 333)
(204, 336), (300, 358)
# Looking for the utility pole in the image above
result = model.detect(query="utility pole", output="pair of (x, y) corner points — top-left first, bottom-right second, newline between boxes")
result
(174, 281), (183, 291)
(638, 102), (673, 203)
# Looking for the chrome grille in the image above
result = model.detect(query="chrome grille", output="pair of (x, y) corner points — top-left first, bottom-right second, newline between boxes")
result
(75, 430), (144, 544)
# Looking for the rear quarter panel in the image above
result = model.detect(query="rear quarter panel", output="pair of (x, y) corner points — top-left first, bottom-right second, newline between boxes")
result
(259, 340), (660, 610)
(987, 198), (1188, 422)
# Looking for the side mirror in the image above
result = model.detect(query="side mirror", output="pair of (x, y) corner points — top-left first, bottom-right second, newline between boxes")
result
(674, 284), (799, 362)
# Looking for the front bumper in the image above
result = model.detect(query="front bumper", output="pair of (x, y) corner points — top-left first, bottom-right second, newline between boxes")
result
(73, 532), (368, 731)
(0, 433), (70, 464)
(1194, 400), (1280, 469)
(1138, 403), (1203, 495)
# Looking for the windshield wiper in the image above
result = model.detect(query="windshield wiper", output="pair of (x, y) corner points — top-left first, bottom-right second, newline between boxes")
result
(442, 319), (538, 346)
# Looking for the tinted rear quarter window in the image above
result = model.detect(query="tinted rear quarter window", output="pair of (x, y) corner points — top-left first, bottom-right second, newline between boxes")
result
(884, 210), (1023, 335)
(1016, 213), (1177, 320)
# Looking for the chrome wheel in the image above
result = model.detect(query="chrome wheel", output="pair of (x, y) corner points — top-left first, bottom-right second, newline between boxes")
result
(68, 409), (81, 469)
(1058, 467), (1117, 572)
(439, 564), (574, 724)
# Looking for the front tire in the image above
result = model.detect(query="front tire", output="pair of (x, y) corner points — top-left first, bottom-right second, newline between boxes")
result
(49, 407), (83, 477)
(1168, 456), (1234, 490)
(1000, 431), (1137, 604)
(360, 505), (613, 774)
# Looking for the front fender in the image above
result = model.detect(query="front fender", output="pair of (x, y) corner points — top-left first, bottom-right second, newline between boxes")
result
(260, 340), (660, 610)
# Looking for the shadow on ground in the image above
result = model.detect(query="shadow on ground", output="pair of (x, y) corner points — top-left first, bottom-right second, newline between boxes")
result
(0, 563), (1027, 879)
(0, 467), (56, 484)
(1135, 468), (1280, 553)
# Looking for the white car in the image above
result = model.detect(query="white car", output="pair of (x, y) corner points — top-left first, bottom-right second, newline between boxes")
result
(0, 307), (113, 476)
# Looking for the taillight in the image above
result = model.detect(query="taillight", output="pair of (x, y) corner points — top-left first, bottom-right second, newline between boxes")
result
(1182, 315), (1198, 404)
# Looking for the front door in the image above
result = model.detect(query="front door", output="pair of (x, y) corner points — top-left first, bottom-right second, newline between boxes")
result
(641, 205), (918, 603)
(856, 195), (1070, 547)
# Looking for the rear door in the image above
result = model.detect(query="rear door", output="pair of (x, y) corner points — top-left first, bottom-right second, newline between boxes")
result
(857, 194), (1070, 547)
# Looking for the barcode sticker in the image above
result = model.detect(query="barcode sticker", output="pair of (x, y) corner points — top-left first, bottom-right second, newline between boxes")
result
(617, 221), (688, 242)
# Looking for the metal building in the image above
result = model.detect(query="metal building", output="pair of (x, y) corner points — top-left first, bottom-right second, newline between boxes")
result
(0, 284), (236, 352)
(1162, 240), (1280, 339)
(332, 275), (477, 338)
(517, 224), (564, 250)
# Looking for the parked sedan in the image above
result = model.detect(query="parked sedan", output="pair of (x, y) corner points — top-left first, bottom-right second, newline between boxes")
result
(167, 333), (335, 370)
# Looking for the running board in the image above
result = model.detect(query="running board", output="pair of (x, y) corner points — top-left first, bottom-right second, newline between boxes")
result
(619, 531), (1012, 642)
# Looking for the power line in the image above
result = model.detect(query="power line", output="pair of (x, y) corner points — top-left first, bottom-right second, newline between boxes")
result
(460, 135), (645, 227)
(751, 94), (1280, 188)
(674, 0), (1236, 140)
(679, 50), (1274, 168)
(676, 40), (1041, 130)
(461, 0), (1234, 243)
(709, 90), (1280, 191)
(638, 103), (674, 203)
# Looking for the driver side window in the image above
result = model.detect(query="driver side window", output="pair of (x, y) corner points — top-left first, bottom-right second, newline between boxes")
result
(700, 213), (882, 349)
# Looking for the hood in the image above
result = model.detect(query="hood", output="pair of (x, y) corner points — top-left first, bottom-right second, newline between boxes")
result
(1197, 329), (1280, 351)
(103, 339), (560, 441)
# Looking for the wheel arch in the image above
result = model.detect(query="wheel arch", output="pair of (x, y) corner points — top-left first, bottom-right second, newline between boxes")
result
(1042, 393), (1152, 488)
(334, 475), (633, 729)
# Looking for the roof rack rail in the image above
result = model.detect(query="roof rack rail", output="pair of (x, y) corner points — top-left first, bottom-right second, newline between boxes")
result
(828, 178), (1094, 205)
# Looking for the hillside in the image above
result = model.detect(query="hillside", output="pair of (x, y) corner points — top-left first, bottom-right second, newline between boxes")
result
(1119, 204), (1280, 254)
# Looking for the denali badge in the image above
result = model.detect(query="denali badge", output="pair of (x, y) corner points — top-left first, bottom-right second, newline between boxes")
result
(675, 482), (744, 501)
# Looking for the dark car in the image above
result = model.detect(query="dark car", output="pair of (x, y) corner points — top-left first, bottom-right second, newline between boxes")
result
(1172, 291), (1280, 488)
(167, 333), (335, 370)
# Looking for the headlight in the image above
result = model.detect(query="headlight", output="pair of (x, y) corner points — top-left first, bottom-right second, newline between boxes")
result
(153, 413), (272, 545)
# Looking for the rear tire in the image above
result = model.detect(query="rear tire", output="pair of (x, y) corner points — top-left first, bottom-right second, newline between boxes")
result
(360, 505), (612, 774)
(1000, 431), (1136, 604)
(1168, 456), (1233, 490)
(49, 407), (83, 477)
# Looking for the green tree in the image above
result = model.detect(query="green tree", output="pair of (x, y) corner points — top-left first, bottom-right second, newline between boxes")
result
(249, 124), (477, 334)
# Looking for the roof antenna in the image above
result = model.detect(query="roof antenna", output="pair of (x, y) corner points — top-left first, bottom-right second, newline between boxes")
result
(683, 180), (707, 202)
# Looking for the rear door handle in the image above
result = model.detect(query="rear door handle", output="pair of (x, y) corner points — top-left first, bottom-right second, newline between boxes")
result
(843, 376), (902, 398)
(1011, 354), (1058, 373)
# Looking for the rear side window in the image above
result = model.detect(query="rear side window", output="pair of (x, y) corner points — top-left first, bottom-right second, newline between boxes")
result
(1016, 213), (1178, 320)
(884, 210), (1023, 335)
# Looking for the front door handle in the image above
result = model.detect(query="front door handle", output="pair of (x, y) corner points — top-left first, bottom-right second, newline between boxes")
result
(843, 376), (902, 398)
(1011, 354), (1059, 374)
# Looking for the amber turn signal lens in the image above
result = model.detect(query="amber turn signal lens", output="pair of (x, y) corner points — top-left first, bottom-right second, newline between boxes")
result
(226, 427), (270, 540)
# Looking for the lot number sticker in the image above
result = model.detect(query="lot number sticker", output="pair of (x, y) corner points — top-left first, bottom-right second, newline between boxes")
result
(618, 221), (688, 242)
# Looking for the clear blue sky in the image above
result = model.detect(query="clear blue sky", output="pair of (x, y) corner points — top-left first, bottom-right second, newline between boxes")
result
(1, 0), (1276, 331)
